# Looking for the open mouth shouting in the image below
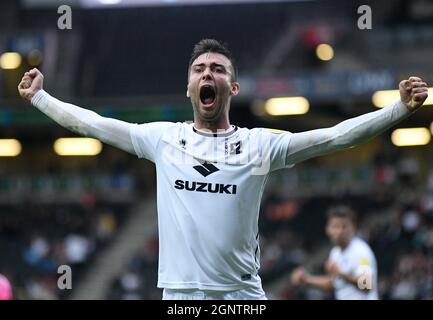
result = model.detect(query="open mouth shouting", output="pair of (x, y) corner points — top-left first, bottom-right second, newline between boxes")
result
(199, 84), (216, 107)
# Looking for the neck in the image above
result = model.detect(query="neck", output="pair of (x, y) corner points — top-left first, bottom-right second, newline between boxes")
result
(339, 237), (353, 250)
(193, 117), (231, 133)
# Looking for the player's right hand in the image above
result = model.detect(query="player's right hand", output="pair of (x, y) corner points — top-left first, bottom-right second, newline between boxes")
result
(18, 68), (44, 101)
(290, 267), (307, 285)
(324, 259), (340, 276)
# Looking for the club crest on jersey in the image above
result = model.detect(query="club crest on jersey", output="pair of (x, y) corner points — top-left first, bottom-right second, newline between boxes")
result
(229, 141), (242, 155)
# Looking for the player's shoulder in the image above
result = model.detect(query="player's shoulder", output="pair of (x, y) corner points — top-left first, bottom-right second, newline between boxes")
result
(233, 127), (280, 141)
(351, 237), (374, 255)
(142, 121), (179, 129)
(329, 245), (341, 257)
(247, 127), (292, 136)
(135, 121), (184, 136)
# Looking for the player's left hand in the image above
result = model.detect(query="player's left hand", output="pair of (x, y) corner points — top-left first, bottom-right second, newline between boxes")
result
(399, 76), (429, 111)
(18, 68), (44, 101)
(325, 260), (341, 276)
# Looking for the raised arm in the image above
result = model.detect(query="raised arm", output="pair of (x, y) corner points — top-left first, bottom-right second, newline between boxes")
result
(18, 68), (135, 155)
(285, 77), (429, 165)
(291, 267), (334, 291)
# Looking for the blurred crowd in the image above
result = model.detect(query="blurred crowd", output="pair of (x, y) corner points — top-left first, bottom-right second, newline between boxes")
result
(107, 234), (161, 300)
(0, 172), (134, 300)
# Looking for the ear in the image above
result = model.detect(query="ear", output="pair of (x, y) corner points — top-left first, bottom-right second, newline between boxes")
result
(230, 82), (240, 96)
(186, 89), (190, 98)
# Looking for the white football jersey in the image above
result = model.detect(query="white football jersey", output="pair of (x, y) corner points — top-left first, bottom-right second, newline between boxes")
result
(329, 237), (379, 300)
(130, 122), (293, 291)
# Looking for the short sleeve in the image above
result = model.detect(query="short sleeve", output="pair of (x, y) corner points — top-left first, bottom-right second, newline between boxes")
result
(129, 121), (176, 162)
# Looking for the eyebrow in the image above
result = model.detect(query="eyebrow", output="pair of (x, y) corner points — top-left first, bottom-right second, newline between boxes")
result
(192, 63), (228, 70)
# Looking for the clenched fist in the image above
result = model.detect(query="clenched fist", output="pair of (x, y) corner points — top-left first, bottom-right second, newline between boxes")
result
(18, 68), (44, 101)
(399, 76), (429, 111)
(324, 259), (341, 276)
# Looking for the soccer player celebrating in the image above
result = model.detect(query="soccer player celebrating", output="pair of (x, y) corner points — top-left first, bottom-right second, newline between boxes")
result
(18, 39), (427, 300)
(291, 205), (378, 300)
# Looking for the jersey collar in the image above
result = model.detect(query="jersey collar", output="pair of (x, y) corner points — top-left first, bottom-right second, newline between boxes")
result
(192, 124), (238, 137)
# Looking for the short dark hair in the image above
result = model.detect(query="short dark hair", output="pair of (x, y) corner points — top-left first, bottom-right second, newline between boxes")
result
(327, 205), (357, 226)
(189, 39), (238, 81)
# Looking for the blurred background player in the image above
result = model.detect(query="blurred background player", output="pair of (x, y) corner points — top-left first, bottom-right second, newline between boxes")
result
(291, 205), (378, 300)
